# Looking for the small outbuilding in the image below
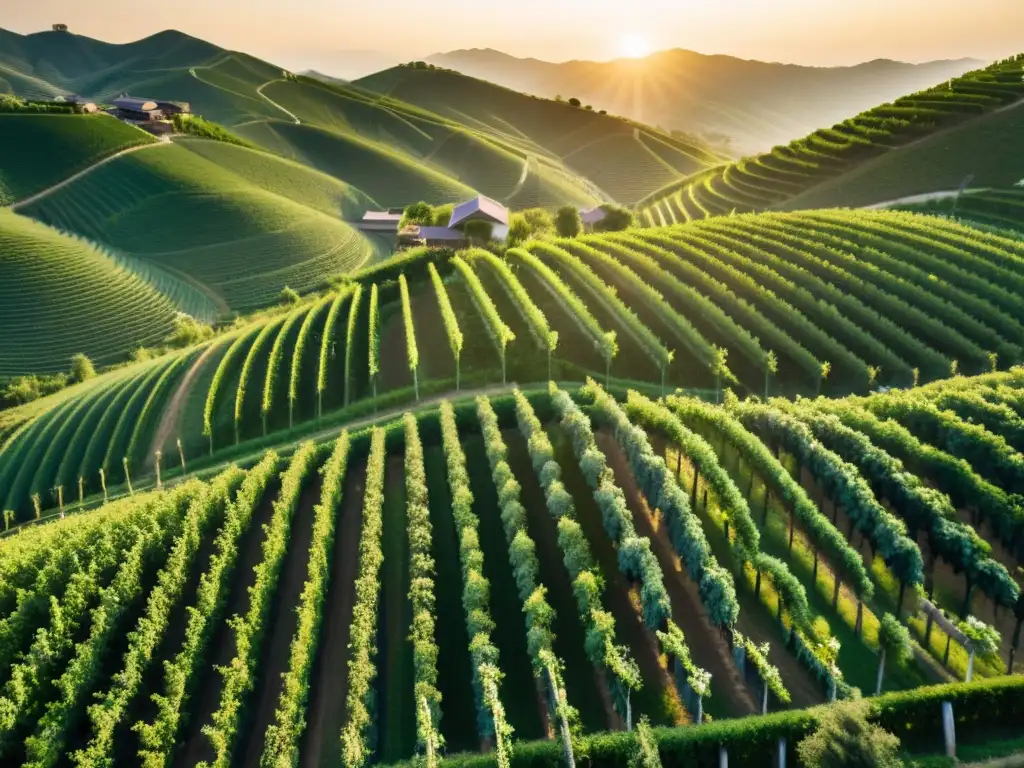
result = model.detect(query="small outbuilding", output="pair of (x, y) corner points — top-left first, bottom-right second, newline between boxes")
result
(52, 24), (69, 33)
(113, 96), (163, 122)
(580, 205), (608, 231)
(356, 211), (403, 233)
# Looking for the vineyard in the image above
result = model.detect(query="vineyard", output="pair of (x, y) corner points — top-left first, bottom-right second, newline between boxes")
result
(0, 210), (200, 378)
(637, 54), (1024, 224)
(17, 140), (383, 312)
(0, 374), (1021, 766)
(6, 207), (1024, 517)
(897, 188), (1024, 236)
(0, 113), (155, 205)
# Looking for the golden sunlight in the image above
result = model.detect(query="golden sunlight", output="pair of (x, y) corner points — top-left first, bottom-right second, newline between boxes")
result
(617, 33), (653, 60)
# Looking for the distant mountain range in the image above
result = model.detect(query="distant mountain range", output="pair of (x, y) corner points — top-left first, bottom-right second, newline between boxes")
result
(423, 48), (984, 153)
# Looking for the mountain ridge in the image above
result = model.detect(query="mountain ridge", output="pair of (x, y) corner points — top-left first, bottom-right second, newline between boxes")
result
(423, 46), (984, 152)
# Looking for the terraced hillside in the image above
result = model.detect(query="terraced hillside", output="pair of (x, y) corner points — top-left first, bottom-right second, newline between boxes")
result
(6, 208), (1024, 521)
(0, 377), (1020, 767)
(0, 29), (664, 208)
(895, 188), (1024, 236)
(356, 64), (725, 205)
(638, 54), (1024, 224)
(0, 210), (210, 379)
(0, 113), (155, 205)
(18, 139), (382, 310)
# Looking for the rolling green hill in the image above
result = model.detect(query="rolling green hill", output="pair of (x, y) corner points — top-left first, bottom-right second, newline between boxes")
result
(354, 64), (725, 205)
(638, 54), (1024, 223)
(0, 209), (187, 378)
(0, 29), (639, 208)
(0, 114), (155, 205)
(19, 139), (382, 310)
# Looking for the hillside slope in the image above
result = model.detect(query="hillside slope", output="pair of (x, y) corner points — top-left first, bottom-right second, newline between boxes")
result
(0, 210), (184, 378)
(426, 47), (981, 154)
(19, 139), (381, 310)
(0, 113), (156, 205)
(355, 65), (724, 205)
(637, 54), (1024, 223)
(0, 29), (612, 207)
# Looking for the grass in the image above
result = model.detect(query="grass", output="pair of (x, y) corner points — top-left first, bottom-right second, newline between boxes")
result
(0, 114), (155, 205)
(0, 209), (180, 379)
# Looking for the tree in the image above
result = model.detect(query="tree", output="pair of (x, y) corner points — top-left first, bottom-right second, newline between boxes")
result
(876, 613), (912, 695)
(279, 286), (300, 305)
(462, 219), (494, 245)
(68, 353), (95, 384)
(798, 701), (904, 768)
(165, 314), (214, 347)
(401, 201), (434, 227)
(507, 213), (532, 247)
(568, 97), (581, 107)
(959, 615), (1001, 681)
(523, 207), (554, 233)
(555, 206), (582, 238)
(594, 204), (635, 232)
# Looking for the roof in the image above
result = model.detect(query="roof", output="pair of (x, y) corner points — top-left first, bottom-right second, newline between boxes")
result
(361, 211), (403, 222)
(113, 97), (159, 112)
(448, 195), (510, 228)
(580, 206), (607, 224)
(417, 226), (469, 241)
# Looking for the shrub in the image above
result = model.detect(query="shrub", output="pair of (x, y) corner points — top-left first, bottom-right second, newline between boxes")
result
(798, 701), (904, 768)
(568, 97), (582, 107)
(554, 206), (582, 238)
(279, 286), (300, 305)
(463, 219), (494, 245)
(165, 314), (214, 348)
(432, 203), (455, 226)
(68, 353), (95, 384)
(594, 204), (635, 232)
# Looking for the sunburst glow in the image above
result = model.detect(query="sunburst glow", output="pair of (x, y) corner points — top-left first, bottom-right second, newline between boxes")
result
(617, 33), (653, 60)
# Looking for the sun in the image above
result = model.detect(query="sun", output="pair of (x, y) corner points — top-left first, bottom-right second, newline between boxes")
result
(617, 33), (653, 60)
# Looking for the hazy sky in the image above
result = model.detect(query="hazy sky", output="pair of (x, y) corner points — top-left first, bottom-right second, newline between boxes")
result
(6, 0), (1023, 72)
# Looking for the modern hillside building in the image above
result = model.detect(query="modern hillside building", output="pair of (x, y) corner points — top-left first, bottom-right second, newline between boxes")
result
(112, 97), (163, 122)
(362, 195), (511, 249)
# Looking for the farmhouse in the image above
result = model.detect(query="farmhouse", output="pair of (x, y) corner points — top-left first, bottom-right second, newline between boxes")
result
(580, 205), (607, 231)
(362, 195), (511, 248)
(112, 97), (163, 122)
(156, 100), (190, 116)
(52, 23), (69, 33)
(448, 194), (510, 240)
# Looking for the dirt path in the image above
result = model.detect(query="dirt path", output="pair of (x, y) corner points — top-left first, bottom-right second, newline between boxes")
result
(300, 460), (367, 768)
(9, 140), (169, 211)
(174, 483), (280, 768)
(148, 341), (224, 463)
(595, 431), (758, 718)
(256, 80), (302, 124)
(503, 153), (532, 202)
(241, 477), (322, 768)
(863, 189), (982, 210)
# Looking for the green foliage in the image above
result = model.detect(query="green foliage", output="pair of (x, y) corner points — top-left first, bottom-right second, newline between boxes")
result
(451, 256), (515, 379)
(67, 354), (96, 385)
(261, 432), (350, 766)
(367, 284), (380, 388)
(1, 373), (68, 408)
(171, 114), (256, 148)
(134, 453), (278, 767)
(734, 629), (791, 705)
(165, 314), (215, 348)
(401, 201), (434, 228)
(798, 701), (904, 768)
(279, 286), (300, 306)
(341, 428), (387, 767)
(554, 206), (583, 238)
(403, 412), (444, 755)
(428, 263), (463, 373)
(462, 219), (494, 245)
(594, 204), (635, 232)
(200, 442), (318, 767)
